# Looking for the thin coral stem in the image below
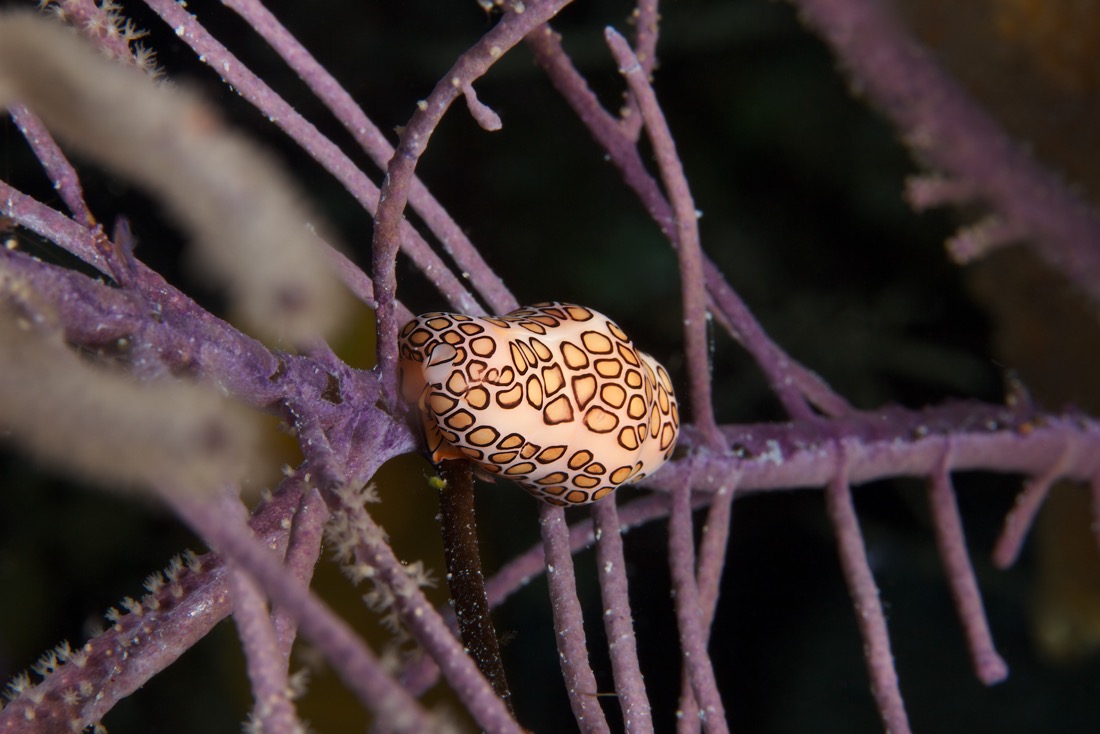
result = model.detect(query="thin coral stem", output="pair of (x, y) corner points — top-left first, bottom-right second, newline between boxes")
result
(605, 28), (720, 448)
(790, 0), (1100, 311)
(220, 0), (518, 316)
(592, 497), (655, 734)
(61, 0), (138, 62)
(370, 0), (574, 406)
(992, 442), (1075, 569)
(824, 449), (911, 734)
(667, 478), (729, 734)
(538, 502), (612, 733)
(927, 446), (1008, 685)
(676, 478), (738, 732)
(229, 562), (301, 734)
(0, 179), (108, 272)
(9, 105), (95, 228)
(619, 0), (661, 141)
(270, 486), (329, 658)
(702, 265), (844, 418)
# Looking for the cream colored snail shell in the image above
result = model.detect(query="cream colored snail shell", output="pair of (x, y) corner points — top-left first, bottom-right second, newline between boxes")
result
(398, 302), (679, 506)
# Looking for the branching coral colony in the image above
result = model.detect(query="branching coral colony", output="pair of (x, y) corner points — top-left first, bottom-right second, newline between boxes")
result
(1, 0), (1099, 732)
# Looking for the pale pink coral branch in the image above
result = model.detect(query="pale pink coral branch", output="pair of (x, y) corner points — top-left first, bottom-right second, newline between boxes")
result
(824, 450), (911, 734)
(619, 0), (661, 141)
(992, 441), (1075, 569)
(927, 447), (1008, 685)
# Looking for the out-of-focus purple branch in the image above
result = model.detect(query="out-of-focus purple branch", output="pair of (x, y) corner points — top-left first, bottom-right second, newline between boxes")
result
(927, 449), (1008, 685)
(606, 27), (722, 448)
(591, 498), (654, 734)
(824, 450), (910, 734)
(370, 0), (573, 406)
(537, 502), (611, 733)
(789, 0), (1100, 311)
(220, 0), (518, 317)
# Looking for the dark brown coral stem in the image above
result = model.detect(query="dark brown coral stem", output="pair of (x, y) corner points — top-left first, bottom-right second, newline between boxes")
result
(437, 459), (515, 715)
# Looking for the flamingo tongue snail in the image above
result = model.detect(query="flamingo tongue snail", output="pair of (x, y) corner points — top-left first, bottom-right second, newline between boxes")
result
(399, 302), (680, 505)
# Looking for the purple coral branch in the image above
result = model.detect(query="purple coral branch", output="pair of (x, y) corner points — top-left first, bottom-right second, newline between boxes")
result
(676, 479), (738, 733)
(991, 440), (1075, 569)
(591, 497), (655, 734)
(824, 449), (910, 734)
(399, 491), (710, 699)
(668, 478), (729, 734)
(138, 0), (481, 316)
(370, 0), (574, 404)
(332, 488), (524, 734)
(0, 180), (107, 272)
(538, 502), (612, 733)
(163, 489), (437, 734)
(219, 0), (518, 316)
(270, 487), (329, 659)
(668, 407), (1100, 495)
(789, 0), (1100, 310)
(525, 25), (839, 420)
(927, 447), (1008, 685)
(0, 479), (306, 731)
(229, 562), (300, 734)
(619, 0), (661, 141)
(222, 491), (302, 734)
(605, 27), (722, 448)
(9, 105), (95, 228)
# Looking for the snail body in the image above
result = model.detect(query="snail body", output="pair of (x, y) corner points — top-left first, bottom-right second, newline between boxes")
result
(399, 302), (679, 505)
